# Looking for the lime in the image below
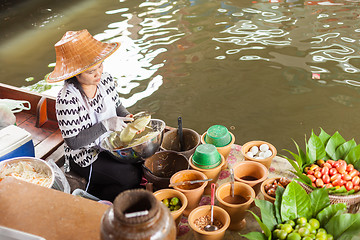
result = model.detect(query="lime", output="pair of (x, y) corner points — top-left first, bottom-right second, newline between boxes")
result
(273, 229), (281, 238)
(278, 230), (288, 240)
(303, 237), (312, 240)
(326, 234), (334, 240)
(173, 205), (181, 211)
(296, 217), (307, 226)
(162, 198), (169, 207)
(298, 227), (310, 237)
(286, 232), (301, 240)
(281, 223), (293, 233)
(309, 218), (320, 230)
(170, 197), (179, 206)
(317, 228), (327, 234)
(286, 220), (296, 227)
(315, 231), (327, 239)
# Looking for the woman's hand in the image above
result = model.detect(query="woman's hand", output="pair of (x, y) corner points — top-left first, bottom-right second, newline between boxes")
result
(102, 116), (133, 131)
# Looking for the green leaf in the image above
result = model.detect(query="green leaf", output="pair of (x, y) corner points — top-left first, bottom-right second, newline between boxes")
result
(281, 153), (302, 173)
(316, 203), (347, 227)
(325, 131), (346, 160)
(345, 144), (360, 168)
(307, 131), (326, 163)
(318, 128), (331, 146)
(248, 210), (271, 238)
(293, 139), (307, 167)
(274, 186), (285, 223)
(325, 213), (360, 239)
(240, 231), (268, 240)
(309, 188), (330, 217)
(280, 181), (311, 222)
(336, 139), (357, 161)
(255, 199), (278, 231)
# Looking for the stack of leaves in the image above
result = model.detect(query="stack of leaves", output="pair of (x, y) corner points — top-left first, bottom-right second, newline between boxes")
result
(282, 128), (360, 195)
(241, 182), (360, 240)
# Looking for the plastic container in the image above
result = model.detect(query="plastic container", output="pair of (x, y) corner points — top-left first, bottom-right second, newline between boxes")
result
(204, 125), (231, 147)
(192, 144), (221, 169)
(0, 226), (45, 240)
(0, 125), (35, 162)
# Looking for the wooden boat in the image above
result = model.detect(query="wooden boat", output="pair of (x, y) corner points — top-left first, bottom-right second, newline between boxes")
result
(0, 83), (64, 162)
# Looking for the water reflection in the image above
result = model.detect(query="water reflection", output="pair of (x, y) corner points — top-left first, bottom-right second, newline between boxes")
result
(2, 0), (360, 150)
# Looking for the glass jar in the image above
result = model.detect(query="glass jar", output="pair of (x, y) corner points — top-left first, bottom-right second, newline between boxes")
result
(100, 189), (176, 240)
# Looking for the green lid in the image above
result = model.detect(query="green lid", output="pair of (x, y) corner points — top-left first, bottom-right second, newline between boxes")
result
(205, 125), (231, 147)
(192, 144), (221, 169)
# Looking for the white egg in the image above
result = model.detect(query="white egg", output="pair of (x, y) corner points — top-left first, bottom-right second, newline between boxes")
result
(260, 143), (269, 152)
(255, 156), (263, 160)
(250, 146), (259, 155)
(264, 150), (273, 158)
(246, 152), (254, 158)
(259, 151), (266, 158)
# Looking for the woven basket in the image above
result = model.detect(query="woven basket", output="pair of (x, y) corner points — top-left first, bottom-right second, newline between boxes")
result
(297, 181), (360, 213)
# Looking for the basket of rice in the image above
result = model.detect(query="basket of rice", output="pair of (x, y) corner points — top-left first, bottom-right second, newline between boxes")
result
(0, 157), (54, 188)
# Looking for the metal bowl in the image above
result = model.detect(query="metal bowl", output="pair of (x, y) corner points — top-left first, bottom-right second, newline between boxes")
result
(101, 119), (166, 162)
(0, 157), (55, 188)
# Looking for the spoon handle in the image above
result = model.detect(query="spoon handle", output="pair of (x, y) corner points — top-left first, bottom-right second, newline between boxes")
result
(210, 183), (216, 206)
(230, 168), (235, 197)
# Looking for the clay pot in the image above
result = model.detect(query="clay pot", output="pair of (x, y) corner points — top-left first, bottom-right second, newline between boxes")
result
(161, 128), (201, 159)
(142, 151), (189, 191)
(216, 182), (255, 231)
(260, 177), (279, 203)
(189, 154), (225, 195)
(233, 161), (269, 196)
(188, 205), (230, 240)
(170, 170), (208, 216)
(153, 188), (188, 227)
(101, 189), (176, 240)
(240, 140), (277, 169)
(201, 132), (235, 170)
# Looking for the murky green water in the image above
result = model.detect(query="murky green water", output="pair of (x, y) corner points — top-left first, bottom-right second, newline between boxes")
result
(2, 0), (360, 152)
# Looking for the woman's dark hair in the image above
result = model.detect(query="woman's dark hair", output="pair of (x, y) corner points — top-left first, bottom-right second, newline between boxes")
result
(65, 75), (87, 98)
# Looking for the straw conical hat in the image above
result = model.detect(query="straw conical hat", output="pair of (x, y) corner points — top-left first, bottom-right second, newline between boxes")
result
(46, 29), (120, 83)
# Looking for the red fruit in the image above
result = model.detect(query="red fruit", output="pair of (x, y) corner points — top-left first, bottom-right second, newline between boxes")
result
(352, 176), (360, 186)
(307, 174), (317, 183)
(321, 166), (329, 176)
(331, 173), (342, 182)
(349, 169), (360, 178)
(345, 181), (354, 191)
(346, 164), (354, 172)
(323, 163), (332, 169)
(325, 183), (333, 188)
(322, 174), (330, 184)
(326, 160), (335, 166)
(333, 161), (340, 168)
(342, 174), (352, 181)
(332, 178), (344, 187)
(316, 179), (324, 188)
(314, 170), (322, 179)
(307, 170), (315, 175)
(329, 168), (338, 176)
(354, 185), (360, 193)
(336, 164), (347, 174)
(312, 183), (316, 188)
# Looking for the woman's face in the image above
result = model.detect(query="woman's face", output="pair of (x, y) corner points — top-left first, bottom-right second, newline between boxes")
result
(76, 61), (104, 87)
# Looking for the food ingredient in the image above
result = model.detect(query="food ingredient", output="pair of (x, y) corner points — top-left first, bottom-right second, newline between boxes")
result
(264, 177), (291, 198)
(246, 143), (273, 159)
(194, 215), (223, 231)
(0, 161), (52, 187)
(241, 182), (360, 240)
(161, 197), (182, 211)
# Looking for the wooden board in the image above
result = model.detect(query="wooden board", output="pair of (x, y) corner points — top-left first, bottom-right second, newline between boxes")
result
(0, 178), (109, 240)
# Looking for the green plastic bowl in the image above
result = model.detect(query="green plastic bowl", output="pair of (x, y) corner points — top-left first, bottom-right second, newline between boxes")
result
(204, 125), (232, 147)
(192, 144), (221, 169)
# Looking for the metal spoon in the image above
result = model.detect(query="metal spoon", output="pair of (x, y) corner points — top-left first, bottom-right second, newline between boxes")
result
(230, 168), (235, 198)
(178, 116), (184, 151)
(204, 183), (219, 232)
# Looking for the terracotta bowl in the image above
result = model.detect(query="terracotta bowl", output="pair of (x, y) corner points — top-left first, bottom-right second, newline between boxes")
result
(153, 188), (188, 227)
(188, 205), (230, 240)
(170, 169), (208, 216)
(142, 150), (189, 191)
(260, 177), (279, 203)
(240, 140), (277, 169)
(161, 128), (201, 160)
(233, 161), (269, 196)
(189, 154), (225, 195)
